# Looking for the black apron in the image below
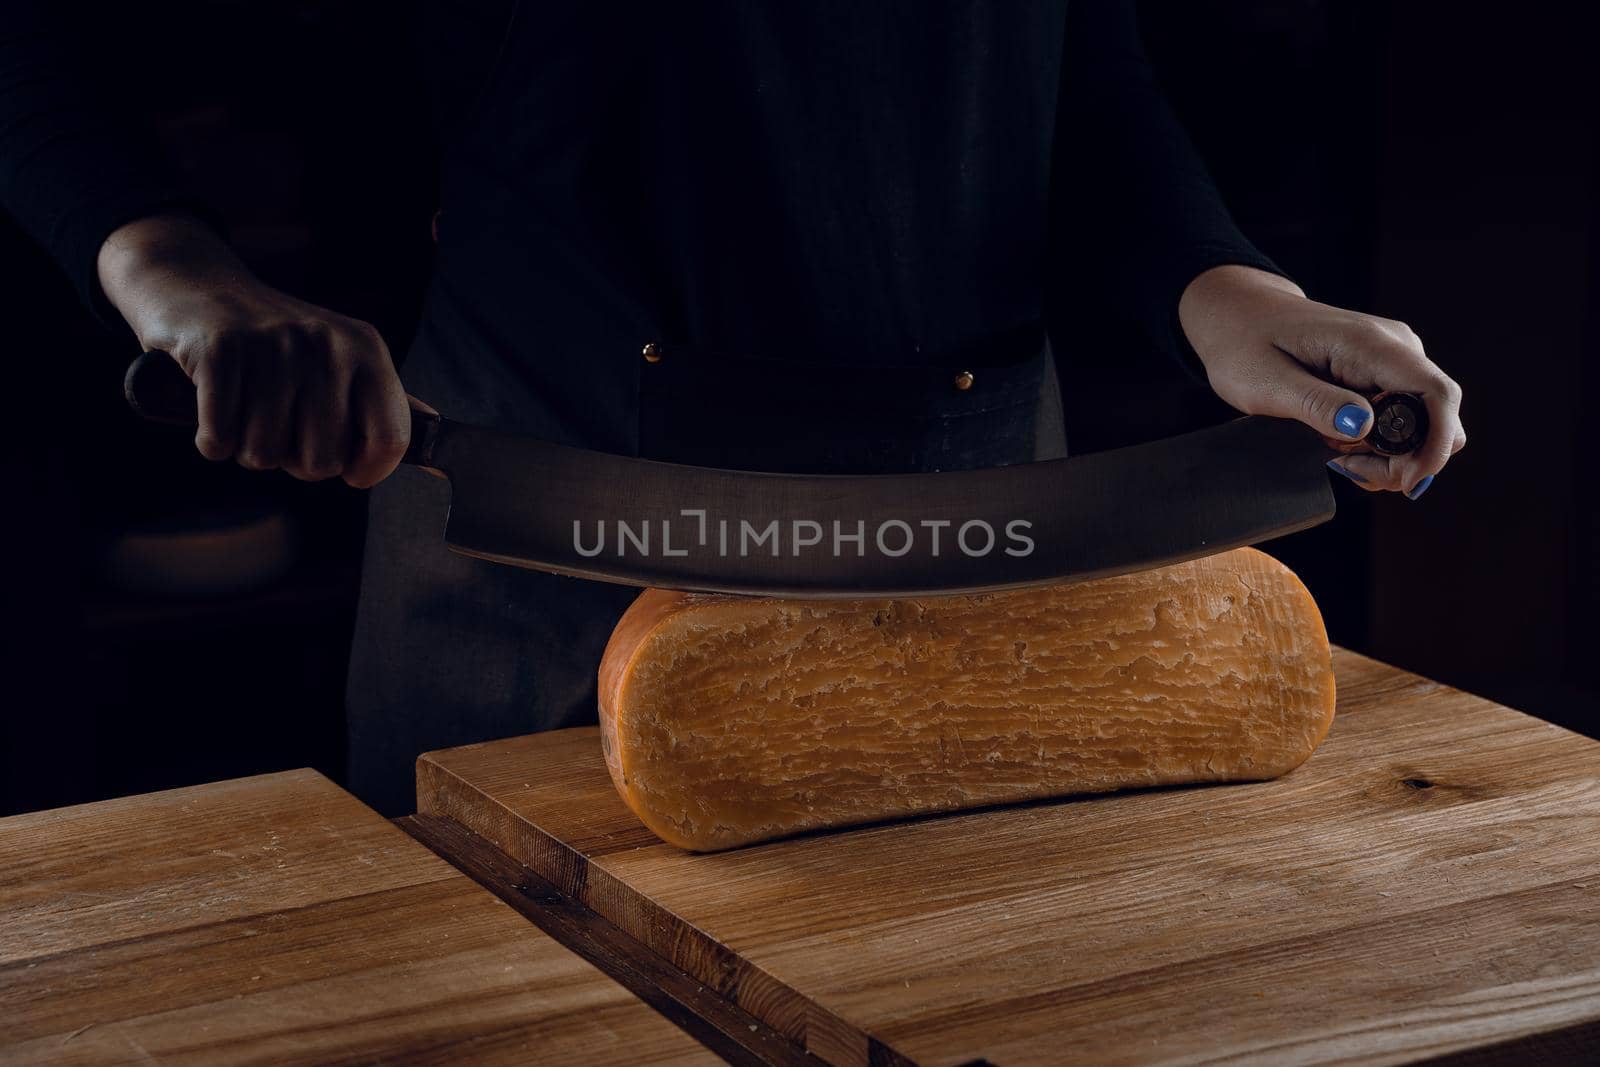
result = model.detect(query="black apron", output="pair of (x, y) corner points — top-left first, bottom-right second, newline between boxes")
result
(346, 2), (1071, 814)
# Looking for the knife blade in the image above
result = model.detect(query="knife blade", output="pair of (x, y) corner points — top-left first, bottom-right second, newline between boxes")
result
(124, 351), (1395, 598)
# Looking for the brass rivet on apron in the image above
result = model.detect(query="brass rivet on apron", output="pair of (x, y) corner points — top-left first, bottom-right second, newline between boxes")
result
(642, 342), (663, 363)
(954, 370), (975, 391)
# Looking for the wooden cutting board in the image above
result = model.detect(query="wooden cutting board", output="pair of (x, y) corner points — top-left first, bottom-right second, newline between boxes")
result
(0, 769), (715, 1065)
(417, 648), (1600, 1066)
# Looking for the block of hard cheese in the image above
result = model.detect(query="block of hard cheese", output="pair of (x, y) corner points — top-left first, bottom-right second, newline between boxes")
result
(598, 547), (1335, 851)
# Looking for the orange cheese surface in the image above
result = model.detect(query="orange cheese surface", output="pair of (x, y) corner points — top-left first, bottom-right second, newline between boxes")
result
(598, 547), (1336, 851)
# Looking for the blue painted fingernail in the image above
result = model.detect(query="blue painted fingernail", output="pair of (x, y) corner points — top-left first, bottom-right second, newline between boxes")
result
(1405, 474), (1435, 501)
(1326, 459), (1367, 485)
(1334, 404), (1370, 437)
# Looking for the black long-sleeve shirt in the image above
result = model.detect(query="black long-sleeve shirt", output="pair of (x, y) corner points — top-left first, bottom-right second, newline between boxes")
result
(0, 1), (1279, 448)
(0, 5), (196, 321)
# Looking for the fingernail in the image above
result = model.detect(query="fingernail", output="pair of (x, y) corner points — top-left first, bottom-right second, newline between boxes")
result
(1326, 459), (1367, 485)
(1405, 474), (1435, 501)
(1334, 404), (1370, 437)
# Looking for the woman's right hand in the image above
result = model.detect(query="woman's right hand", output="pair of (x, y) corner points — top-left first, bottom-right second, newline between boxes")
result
(97, 213), (411, 488)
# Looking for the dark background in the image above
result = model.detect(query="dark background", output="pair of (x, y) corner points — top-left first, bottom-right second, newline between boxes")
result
(2, 2), (1593, 815)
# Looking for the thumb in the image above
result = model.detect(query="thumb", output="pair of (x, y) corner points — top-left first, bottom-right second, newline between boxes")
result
(1244, 354), (1374, 442)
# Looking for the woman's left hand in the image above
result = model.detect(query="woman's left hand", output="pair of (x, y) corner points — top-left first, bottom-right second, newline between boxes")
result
(1178, 264), (1465, 499)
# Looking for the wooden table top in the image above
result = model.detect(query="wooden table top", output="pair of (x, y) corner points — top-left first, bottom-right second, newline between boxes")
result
(0, 769), (715, 1066)
(417, 649), (1600, 1066)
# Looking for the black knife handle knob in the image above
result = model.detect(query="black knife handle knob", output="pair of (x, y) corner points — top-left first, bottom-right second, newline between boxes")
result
(123, 349), (441, 469)
(1325, 390), (1429, 457)
(1365, 391), (1429, 455)
(123, 349), (198, 425)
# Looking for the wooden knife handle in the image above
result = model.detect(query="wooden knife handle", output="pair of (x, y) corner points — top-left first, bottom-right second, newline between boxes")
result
(123, 350), (442, 468)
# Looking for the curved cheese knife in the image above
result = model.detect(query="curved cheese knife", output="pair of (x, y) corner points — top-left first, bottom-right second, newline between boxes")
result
(125, 351), (1421, 598)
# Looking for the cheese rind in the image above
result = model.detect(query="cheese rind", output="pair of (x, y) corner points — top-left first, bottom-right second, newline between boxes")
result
(598, 547), (1336, 851)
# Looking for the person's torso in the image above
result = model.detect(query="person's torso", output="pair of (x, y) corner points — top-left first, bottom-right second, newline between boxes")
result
(407, 0), (1068, 468)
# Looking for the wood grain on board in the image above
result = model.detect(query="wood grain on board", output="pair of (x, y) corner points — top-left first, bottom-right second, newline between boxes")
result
(396, 812), (815, 1067)
(418, 648), (1600, 1066)
(0, 769), (716, 1066)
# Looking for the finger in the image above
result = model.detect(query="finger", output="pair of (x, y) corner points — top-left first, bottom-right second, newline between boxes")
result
(343, 364), (411, 489)
(1329, 452), (1439, 500)
(1215, 347), (1378, 442)
(1308, 315), (1419, 393)
(236, 340), (295, 471)
(189, 350), (241, 461)
(1398, 377), (1463, 492)
(286, 346), (350, 482)
(1326, 453), (1403, 493)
